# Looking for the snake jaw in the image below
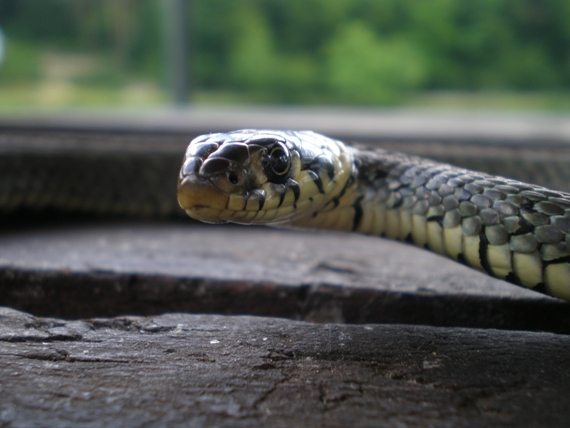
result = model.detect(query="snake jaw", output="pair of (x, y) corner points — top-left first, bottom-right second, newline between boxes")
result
(178, 138), (252, 222)
(177, 174), (230, 223)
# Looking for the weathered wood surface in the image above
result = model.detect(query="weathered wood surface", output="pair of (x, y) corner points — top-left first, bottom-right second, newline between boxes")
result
(2, 127), (570, 194)
(1, 307), (569, 427)
(1, 119), (570, 426)
(0, 222), (568, 333)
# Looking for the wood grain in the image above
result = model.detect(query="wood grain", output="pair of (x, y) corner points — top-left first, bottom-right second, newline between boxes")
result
(1, 307), (569, 427)
(0, 222), (568, 333)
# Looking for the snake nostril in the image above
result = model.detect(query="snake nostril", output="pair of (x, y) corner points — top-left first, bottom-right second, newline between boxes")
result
(227, 172), (239, 185)
(199, 158), (230, 178)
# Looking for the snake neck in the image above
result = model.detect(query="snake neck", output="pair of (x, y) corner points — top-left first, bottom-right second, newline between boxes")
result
(292, 146), (413, 233)
(295, 144), (570, 301)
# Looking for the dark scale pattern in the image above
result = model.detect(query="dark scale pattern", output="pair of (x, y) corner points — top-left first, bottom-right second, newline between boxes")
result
(351, 146), (570, 298)
(177, 131), (570, 301)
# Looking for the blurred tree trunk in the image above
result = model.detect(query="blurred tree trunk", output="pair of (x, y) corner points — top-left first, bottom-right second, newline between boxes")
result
(164, 0), (189, 105)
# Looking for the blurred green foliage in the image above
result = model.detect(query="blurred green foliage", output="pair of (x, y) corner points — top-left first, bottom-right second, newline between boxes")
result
(0, 39), (40, 81)
(0, 0), (569, 105)
(323, 22), (427, 103)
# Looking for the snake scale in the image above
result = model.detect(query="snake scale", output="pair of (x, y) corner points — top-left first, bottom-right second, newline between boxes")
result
(178, 130), (570, 302)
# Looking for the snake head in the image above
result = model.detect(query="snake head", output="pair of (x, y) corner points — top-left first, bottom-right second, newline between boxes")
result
(177, 130), (354, 225)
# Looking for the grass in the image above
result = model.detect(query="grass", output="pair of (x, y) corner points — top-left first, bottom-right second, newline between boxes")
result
(0, 82), (569, 113)
(0, 81), (167, 110)
(402, 91), (570, 112)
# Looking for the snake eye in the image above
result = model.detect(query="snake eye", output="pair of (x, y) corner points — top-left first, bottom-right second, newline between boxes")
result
(263, 142), (291, 183)
(226, 171), (240, 185)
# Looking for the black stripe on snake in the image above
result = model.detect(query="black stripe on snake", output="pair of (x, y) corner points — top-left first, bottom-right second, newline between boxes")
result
(177, 129), (570, 302)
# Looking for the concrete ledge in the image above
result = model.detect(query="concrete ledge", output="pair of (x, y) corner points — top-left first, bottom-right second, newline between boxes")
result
(2, 107), (570, 145)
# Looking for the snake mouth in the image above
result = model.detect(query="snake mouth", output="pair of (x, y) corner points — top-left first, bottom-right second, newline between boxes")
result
(177, 174), (230, 223)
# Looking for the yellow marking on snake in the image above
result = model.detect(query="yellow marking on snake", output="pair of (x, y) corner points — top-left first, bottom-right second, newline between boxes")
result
(463, 235), (484, 271)
(308, 210), (334, 229)
(240, 211), (258, 222)
(220, 209), (236, 219)
(384, 209), (400, 240)
(545, 264), (570, 301)
(427, 222), (444, 255)
(443, 225), (463, 260)
(228, 194), (247, 211)
(261, 183), (283, 210)
(296, 170), (320, 202)
(277, 205), (295, 219)
(356, 201), (375, 234)
(371, 205), (387, 236)
(411, 215), (427, 248)
(246, 197), (262, 212)
(399, 210), (413, 241)
(333, 207), (357, 232)
(487, 244), (512, 278)
(256, 208), (279, 222)
(513, 252), (542, 288)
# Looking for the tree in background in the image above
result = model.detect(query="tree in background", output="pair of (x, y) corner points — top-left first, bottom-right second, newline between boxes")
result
(0, 26), (5, 68)
(0, 0), (569, 105)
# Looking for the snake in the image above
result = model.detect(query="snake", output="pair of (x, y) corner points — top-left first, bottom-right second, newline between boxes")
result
(177, 129), (570, 302)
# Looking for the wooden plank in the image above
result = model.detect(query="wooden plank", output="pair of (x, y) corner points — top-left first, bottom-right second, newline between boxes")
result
(0, 222), (568, 333)
(0, 307), (569, 427)
(2, 128), (570, 199)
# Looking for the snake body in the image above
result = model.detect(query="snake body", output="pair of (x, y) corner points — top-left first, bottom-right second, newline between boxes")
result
(178, 130), (570, 301)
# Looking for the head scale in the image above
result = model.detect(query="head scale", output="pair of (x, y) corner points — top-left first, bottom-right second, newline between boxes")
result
(177, 129), (354, 225)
